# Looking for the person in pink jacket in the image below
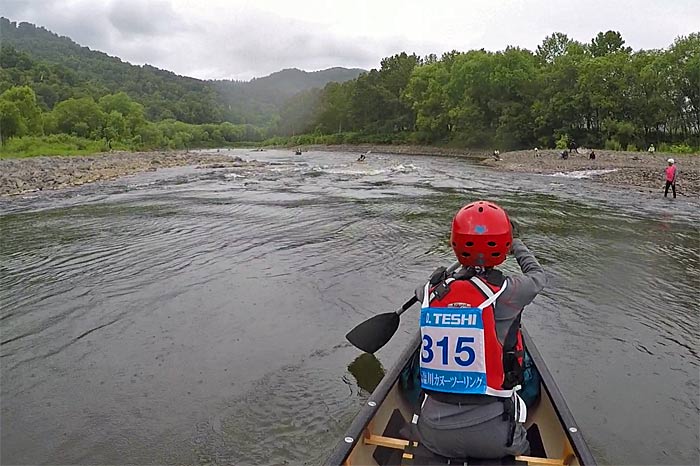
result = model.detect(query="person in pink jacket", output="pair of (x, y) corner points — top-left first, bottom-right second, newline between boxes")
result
(665, 158), (677, 198)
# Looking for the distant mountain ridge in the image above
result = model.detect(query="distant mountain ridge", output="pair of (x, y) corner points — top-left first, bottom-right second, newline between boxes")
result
(243, 67), (365, 96)
(0, 17), (365, 125)
(214, 67), (363, 125)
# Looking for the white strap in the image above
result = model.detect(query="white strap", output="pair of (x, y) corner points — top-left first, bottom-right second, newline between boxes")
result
(470, 277), (507, 310)
(412, 393), (428, 424)
(484, 385), (517, 398)
(469, 276), (495, 298)
(422, 281), (431, 308)
(515, 392), (528, 423)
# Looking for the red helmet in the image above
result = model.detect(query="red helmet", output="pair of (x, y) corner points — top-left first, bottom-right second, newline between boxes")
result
(451, 200), (512, 267)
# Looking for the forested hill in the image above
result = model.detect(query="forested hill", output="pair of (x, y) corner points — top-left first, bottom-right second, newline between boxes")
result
(222, 67), (365, 100)
(214, 67), (363, 125)
(0, 17), (363, 125)
(0, 17), (226, 124)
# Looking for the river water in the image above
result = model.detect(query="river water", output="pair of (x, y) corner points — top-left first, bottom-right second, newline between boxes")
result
(1, 149), (698, 465)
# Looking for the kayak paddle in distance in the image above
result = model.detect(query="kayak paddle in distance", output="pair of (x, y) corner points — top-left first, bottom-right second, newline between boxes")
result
(345, 260), (461, 353)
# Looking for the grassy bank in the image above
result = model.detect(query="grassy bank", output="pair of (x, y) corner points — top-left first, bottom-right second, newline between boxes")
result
(0, 135), (238, 159)
(0, 135), (112, 159)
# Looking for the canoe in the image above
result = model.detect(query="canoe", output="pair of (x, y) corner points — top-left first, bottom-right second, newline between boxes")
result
(326, 327), (596, 466)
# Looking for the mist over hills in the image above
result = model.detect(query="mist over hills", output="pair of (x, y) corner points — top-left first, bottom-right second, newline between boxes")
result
(0, 17), (364, 126)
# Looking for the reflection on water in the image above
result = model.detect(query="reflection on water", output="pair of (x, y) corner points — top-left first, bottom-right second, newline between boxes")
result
(347, 353), (385, 393)
(1, 149), (698, 466)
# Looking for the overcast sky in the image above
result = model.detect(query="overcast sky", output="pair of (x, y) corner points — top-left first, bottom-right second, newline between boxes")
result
(2, 0), (698, 81)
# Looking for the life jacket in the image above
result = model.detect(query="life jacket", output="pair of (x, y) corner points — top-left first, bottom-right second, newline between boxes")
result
(419, 268), (524, 402)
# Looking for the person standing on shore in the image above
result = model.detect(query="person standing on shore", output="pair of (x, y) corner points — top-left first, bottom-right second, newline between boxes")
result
(664, 158), (677, 198)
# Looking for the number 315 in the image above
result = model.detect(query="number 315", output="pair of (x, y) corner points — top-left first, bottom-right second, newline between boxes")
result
(421, 335), (475, 367)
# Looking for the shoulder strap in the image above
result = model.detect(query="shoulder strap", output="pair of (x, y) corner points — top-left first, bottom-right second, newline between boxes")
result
(422, 278), (456, 307)
(423, 274), (508, 309)
(469, 277), (507, 310)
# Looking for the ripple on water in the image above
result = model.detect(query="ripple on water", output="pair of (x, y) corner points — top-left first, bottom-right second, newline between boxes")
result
(192, 364), (360, 466)
(1, 150), (698, 466)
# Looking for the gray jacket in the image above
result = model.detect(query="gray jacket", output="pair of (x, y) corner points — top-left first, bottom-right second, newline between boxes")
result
(493, 238), (546, 342)
(417, 239), (546, 459)
(416, 238), (546, 339)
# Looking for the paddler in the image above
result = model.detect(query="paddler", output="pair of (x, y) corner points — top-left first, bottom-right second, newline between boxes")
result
(414, 200), (546, 459)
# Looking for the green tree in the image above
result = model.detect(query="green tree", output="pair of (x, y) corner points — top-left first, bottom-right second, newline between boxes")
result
(667, 33), (700, 144)
(404, 62), (451, 141)
(0, 85), (43, 135)
(51, 96), (104, 137)
(103, 110), (127, 142)
(315, 81), (354, 133)
(0, 100), (24, 143)
(99, 92), (146, 135)
(590, 31), (632, 57)
(536, 32), (572, 64)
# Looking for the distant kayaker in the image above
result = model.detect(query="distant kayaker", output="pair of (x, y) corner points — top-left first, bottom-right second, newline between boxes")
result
(589, 150), (596, 160)
(414, 201), (546, 460)
(358, 150), (370, 162)
(664, 158), (677, 198)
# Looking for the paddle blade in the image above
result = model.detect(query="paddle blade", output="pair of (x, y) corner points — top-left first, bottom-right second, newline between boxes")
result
(346, 312), (400, 354)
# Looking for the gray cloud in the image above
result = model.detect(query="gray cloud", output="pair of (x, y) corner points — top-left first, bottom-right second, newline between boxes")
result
(1, 0), (115, 51)
(107, 0), (193, 37)
(2, 0), (698, 81)
(141, 9), (398, 80)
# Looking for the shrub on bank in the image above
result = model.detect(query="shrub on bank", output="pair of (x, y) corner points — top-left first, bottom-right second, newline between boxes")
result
(0, 135), (111, 158)
(604, 139), (623, 151)
(658, 143), (697, 154)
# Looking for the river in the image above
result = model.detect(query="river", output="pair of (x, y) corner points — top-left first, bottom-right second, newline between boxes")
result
(1, 149), (698, 465)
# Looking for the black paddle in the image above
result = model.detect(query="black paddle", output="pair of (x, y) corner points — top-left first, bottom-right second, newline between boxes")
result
(346, 260), (461, 353)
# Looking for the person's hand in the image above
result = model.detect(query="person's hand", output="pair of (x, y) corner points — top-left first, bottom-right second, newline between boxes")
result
(510, 219), (520, 238)
(415, 284), (425, 302)
(415, 266), (448, 302)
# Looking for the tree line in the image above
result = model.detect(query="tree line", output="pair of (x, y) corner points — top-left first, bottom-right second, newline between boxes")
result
(0, 85), (264, 154)
(301, 31), (699, 151)
(1, 26), (698, 155)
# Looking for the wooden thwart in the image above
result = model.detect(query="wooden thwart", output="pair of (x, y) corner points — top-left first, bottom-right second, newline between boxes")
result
(358, 432), (574, 466)
(515, 455), (573, 466)
(363, 433), (416, 449)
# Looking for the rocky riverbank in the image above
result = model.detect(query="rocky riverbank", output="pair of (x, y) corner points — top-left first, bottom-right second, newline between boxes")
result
(2, 146), (698, 199)
(308, 144), (699, 197)
(480, 148), (700, 197)
(0, 150), (256, 196)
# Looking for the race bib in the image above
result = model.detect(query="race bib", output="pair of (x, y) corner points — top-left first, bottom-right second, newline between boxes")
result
(419, 306), (487, 394)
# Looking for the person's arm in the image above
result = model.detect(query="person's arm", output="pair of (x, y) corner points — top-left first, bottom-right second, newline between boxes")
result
(498, 239), (546, 314)
(511, 239), (546, 293)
